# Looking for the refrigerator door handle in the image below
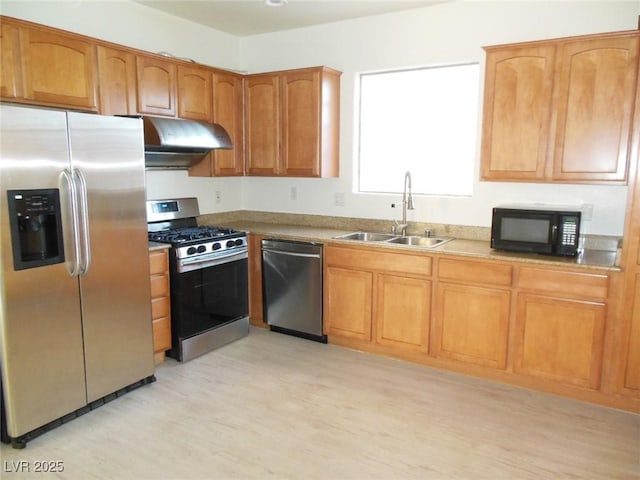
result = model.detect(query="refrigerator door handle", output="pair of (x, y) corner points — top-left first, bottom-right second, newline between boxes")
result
(60, 169), (82, 277)
(73, 168), (92, 276)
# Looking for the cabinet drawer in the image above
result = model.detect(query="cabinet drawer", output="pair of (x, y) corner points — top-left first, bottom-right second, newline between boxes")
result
(326, 246), (432, 276)
(149, 250), (169, 275)
(151, 296), (170, 320)
(150, 274), (169, 298)
(518, 267), (608, 300)
(152, 316), (171, 352)
(438, 258), (512, 287)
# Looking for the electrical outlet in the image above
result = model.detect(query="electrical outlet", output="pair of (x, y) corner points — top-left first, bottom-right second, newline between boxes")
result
(582, 203), (593, 221)
(215, 191), (221, 204)
(291, 186), (297, 201)
(334, 192), (345, 207)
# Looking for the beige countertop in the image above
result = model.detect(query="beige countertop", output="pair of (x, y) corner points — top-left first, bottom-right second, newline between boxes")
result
(148, 241), (171, 252)
(216, 221), (620, 271)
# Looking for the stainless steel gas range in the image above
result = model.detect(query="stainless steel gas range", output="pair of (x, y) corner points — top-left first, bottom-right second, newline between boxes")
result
(147, 198), (249, 361)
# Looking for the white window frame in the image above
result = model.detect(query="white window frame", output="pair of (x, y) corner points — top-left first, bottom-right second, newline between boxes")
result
(357, 63), (480, 197)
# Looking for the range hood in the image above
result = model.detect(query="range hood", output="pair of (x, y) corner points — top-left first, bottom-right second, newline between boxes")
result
(140, 116), (232, 170)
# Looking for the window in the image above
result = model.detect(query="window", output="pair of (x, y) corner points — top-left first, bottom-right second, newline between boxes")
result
(358, 63), (480, 196)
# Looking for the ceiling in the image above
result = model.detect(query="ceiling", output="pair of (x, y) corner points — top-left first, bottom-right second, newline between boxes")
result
(134, 1), (447, 37)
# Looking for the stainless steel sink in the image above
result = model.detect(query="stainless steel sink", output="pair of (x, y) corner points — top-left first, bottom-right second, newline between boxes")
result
(333, 231), (398, 242)
(333, 231), (453, 248)
(387, 236), (453, 247)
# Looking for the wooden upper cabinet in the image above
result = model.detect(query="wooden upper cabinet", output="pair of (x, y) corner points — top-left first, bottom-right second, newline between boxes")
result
(245, 73), (280, 175)
(481, 31), (639, 184)
(481, 44), (555, 181)
(1, 22), (22, 99)
(245, 66), (341, 178)
(212, 71), (244, 176)
(19, 26), (98, 110)
(177, 64), (212, 121)
(188, 70), (244, 177)
(97, 46), (137, 115)
(136, 55), (177, 117)
(281, 67), (340, 177)
(281, 69), (322, 176)
(552, 35), (639, 182)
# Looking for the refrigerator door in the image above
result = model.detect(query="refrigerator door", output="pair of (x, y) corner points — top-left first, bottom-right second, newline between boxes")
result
(67, 112), (154, 402)
(0, 105), (87, 438)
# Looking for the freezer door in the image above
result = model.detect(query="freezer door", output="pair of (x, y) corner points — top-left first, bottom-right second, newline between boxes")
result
(67, 112), (154, 402)
(0, 105), (87, 438)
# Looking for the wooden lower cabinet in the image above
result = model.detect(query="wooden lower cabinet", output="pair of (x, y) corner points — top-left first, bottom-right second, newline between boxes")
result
(513, 294), (605, 389)
(325, 267), (373, 341)
(432, 257), (512, 369)
(512, 266), (608, 390)
(248, 234), (266, 327)
(149, 249), (171, 363)
(624, 274), (640, 390)
(376, 274), (430, 352)
(323, 245), (636, 410)
(324, 245), (431, 353)
(433, 282), (510, 369)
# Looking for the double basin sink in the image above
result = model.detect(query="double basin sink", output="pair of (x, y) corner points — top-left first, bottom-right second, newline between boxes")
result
(333, 231), (453, 248)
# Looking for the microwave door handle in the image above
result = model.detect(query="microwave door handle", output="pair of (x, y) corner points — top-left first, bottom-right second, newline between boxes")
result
(551, 224), (559, 243)
(60, 169), (81, 277)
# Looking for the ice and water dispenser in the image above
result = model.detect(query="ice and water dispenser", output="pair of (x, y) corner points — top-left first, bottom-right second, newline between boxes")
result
(7, 189), (65, 270)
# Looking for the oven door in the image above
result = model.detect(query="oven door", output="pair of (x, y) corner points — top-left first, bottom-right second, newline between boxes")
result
(169, 249), (249, 358)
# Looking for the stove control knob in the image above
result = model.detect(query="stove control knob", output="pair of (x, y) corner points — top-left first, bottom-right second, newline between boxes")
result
(234, 239), (244, 246)
(226, 240), (235, 248)
(212, 243), (221, 251)
(187, 247), (197, 255)
(197, 245), (206, 253)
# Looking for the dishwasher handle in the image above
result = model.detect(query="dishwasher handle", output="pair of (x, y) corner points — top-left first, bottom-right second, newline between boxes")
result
(261, 239), (323, 258)
(262, 247), (322, 259)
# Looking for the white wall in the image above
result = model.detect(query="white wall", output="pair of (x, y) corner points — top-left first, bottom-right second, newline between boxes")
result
(239, 1), (639, 235)
(2, 1), (638, 234)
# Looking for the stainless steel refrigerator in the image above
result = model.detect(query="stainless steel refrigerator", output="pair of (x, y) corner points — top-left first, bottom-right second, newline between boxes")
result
(0, 104), (155, 448)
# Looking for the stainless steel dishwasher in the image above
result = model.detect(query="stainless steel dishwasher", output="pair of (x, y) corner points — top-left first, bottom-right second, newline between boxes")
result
(261, 239), (326, 343)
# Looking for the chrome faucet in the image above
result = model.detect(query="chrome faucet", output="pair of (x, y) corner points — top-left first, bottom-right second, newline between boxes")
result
(392, 171), (415, 236)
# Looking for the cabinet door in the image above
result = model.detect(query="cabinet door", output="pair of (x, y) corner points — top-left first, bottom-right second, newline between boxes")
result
(433, 283), (510, 369)
(281, 69), (321, 176)
(97, 46), (137, 115)
(212, 72), (244, 176)
(0, 22), (22, 99)
(481, 44), (555, 181)
(375, 274), (430, 353)
(149, 250), (171, 355)
(552, 35), (639, 183)
(624, 274), (640, 390)
(325, 267), (372, 341)
(244, 74), (280, 175)
(20, 27), (97, 110)
(136, 55), (176, 117)
(177, 64), (212, 121)
(247, 234), (265, 326)
(514, 293), (606, 389)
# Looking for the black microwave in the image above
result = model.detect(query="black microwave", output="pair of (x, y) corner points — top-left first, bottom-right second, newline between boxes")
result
(491, 205), (582, 257)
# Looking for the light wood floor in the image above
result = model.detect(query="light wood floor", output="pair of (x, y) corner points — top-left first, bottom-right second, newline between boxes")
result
(2, 327), (639, 479)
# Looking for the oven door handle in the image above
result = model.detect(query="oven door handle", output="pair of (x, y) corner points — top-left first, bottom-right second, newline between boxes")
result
(178, 247), (248, 273)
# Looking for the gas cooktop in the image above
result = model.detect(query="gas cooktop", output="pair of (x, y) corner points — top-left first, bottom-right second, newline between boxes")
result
(148, 226), (243, 246)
